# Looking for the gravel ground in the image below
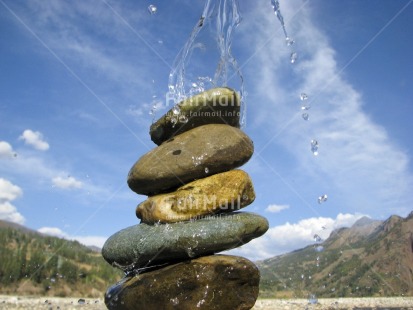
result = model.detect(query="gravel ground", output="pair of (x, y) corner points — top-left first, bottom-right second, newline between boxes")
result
(1, 296), (413, 309)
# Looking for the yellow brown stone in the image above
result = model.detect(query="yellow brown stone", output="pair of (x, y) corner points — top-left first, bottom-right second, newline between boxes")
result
(136, 170), (255, 223)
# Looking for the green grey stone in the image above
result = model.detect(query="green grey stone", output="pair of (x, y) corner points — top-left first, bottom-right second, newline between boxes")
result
(105, 255), (259, 310)
(102, 212), (268, 272)
(127, 124), (253, 195)
(150, 87), (240, 145)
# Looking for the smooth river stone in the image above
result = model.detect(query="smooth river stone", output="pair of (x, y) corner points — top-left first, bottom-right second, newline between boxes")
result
(136, 169), (255, 224)
(105, 255), (259, 310)
(127, 124), (254, 195)
(102, 212), (268, 271)
(150, 87), (240, 145)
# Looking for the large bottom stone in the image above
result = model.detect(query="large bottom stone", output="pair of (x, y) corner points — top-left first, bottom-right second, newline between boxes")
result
(105, 255), (259, 310)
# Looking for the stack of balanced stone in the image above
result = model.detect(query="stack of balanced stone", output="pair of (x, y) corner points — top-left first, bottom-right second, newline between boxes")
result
(102, 88), (269, 310)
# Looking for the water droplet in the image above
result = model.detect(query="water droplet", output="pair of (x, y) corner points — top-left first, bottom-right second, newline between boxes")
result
(191, 155), (204, 166)
(285, 37), (295, 46)
(78, 299), (86, 305)
(318, 194), (328, 204)
(301, 274), (304, 279)
(300, 93), (308, 101)
(313, 234), (322, 243)
(172, 105), (180, 115)
(310, 139), (319, 155)
(302, 113), (309, 121)
(147, 5), (157, 15)
(308, 294), (318, 304)
(204, 167), (209, 174)
(196, 299), (206, 307)
(290, 52), (298, 64)
(178, 114), (188, 124)
(171, 117), (178, 128)
(315, 245), (324, 252)
(187, 247), (196, 258)
(170, 297), (179, 305)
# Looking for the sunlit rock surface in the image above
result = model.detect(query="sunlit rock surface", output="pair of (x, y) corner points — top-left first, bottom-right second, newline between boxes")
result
(102, 212), (268, 271)
(136, 169), (255, 223)
(105, 255), (259, 310)
(127, 124), (254, 195)
(150, 87), (240, 145)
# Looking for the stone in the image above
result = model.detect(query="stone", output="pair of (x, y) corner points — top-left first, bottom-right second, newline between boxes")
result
(102, 212), (268, 272)
(105, 255), (259, 310)
(150, 87), (240, 145)
(127, 124), (254, 195)
(136, 169), (255, 224)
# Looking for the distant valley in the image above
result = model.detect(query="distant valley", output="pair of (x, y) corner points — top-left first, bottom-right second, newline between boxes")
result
(0, 220), (122, 298)
(257, 212), (413, 298)
(1, 212), (412, 299)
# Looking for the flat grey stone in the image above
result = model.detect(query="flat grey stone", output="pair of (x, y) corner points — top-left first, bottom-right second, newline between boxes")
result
(102, 212), (268, 272)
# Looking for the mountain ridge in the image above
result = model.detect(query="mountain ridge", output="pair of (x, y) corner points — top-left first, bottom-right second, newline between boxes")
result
(258, 213), (413, 298)
(0, 219), (122, 297)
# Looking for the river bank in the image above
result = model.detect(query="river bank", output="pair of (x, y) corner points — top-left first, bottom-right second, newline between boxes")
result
(1, 295), (413, 309)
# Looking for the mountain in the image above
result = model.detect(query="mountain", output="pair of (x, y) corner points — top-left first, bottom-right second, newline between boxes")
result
(0, 220), (122, 297)
(257, 212), (413, 298)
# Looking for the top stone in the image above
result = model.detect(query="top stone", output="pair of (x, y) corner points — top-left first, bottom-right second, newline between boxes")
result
(150, 87), (240, 145)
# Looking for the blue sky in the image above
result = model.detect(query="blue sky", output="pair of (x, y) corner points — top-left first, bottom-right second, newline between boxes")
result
(0, 0), (412, 261)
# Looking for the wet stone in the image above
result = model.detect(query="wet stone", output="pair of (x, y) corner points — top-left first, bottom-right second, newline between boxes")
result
(150, 87), (240, 145)
(101, 212), (268, 271)
(136, 169), (255, 224)
(127, 124), (254, 195)
(105, 255), (259, 310)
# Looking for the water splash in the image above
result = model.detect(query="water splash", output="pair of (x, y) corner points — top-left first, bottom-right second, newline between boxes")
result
(147, 5), (157, 15)
(302, 113), (309, 121)
(290, 52), (298, 64)
(318, 194), (328, 204)
(314, 245), (324, 252)
(310, 139), (319, 155)
(270, 0), (297, 62)
(168, 0), (245, 125)
(313, 234), (322, 243)
(270, 0), (287, 38)
(308, 294), (318, 304)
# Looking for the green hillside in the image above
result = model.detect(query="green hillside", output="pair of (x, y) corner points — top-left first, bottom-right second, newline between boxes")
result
(0, 220), (123, 297)
(258, 213), (413, 299)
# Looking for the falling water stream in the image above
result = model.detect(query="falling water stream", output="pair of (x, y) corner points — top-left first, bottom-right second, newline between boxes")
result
(167, 0), (246, 125)
(165, 0), (323, 303)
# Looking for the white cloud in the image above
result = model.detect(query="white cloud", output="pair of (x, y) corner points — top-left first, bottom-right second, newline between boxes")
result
(38, 226), (68, 238)
(0, 201), (26, 225)
(0, 178), (23, 201)
(52, 176), (83, 189)
(224, 213), (366, 261)
(19, 129), (50, 151)
(0, 141), (16, 158)
(38, 226), (107, 248)
(0, 178), (25, 225)
(265, 204), (290, 213)
(239, 2), (413, 216)
(73, 235), (107, 248)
